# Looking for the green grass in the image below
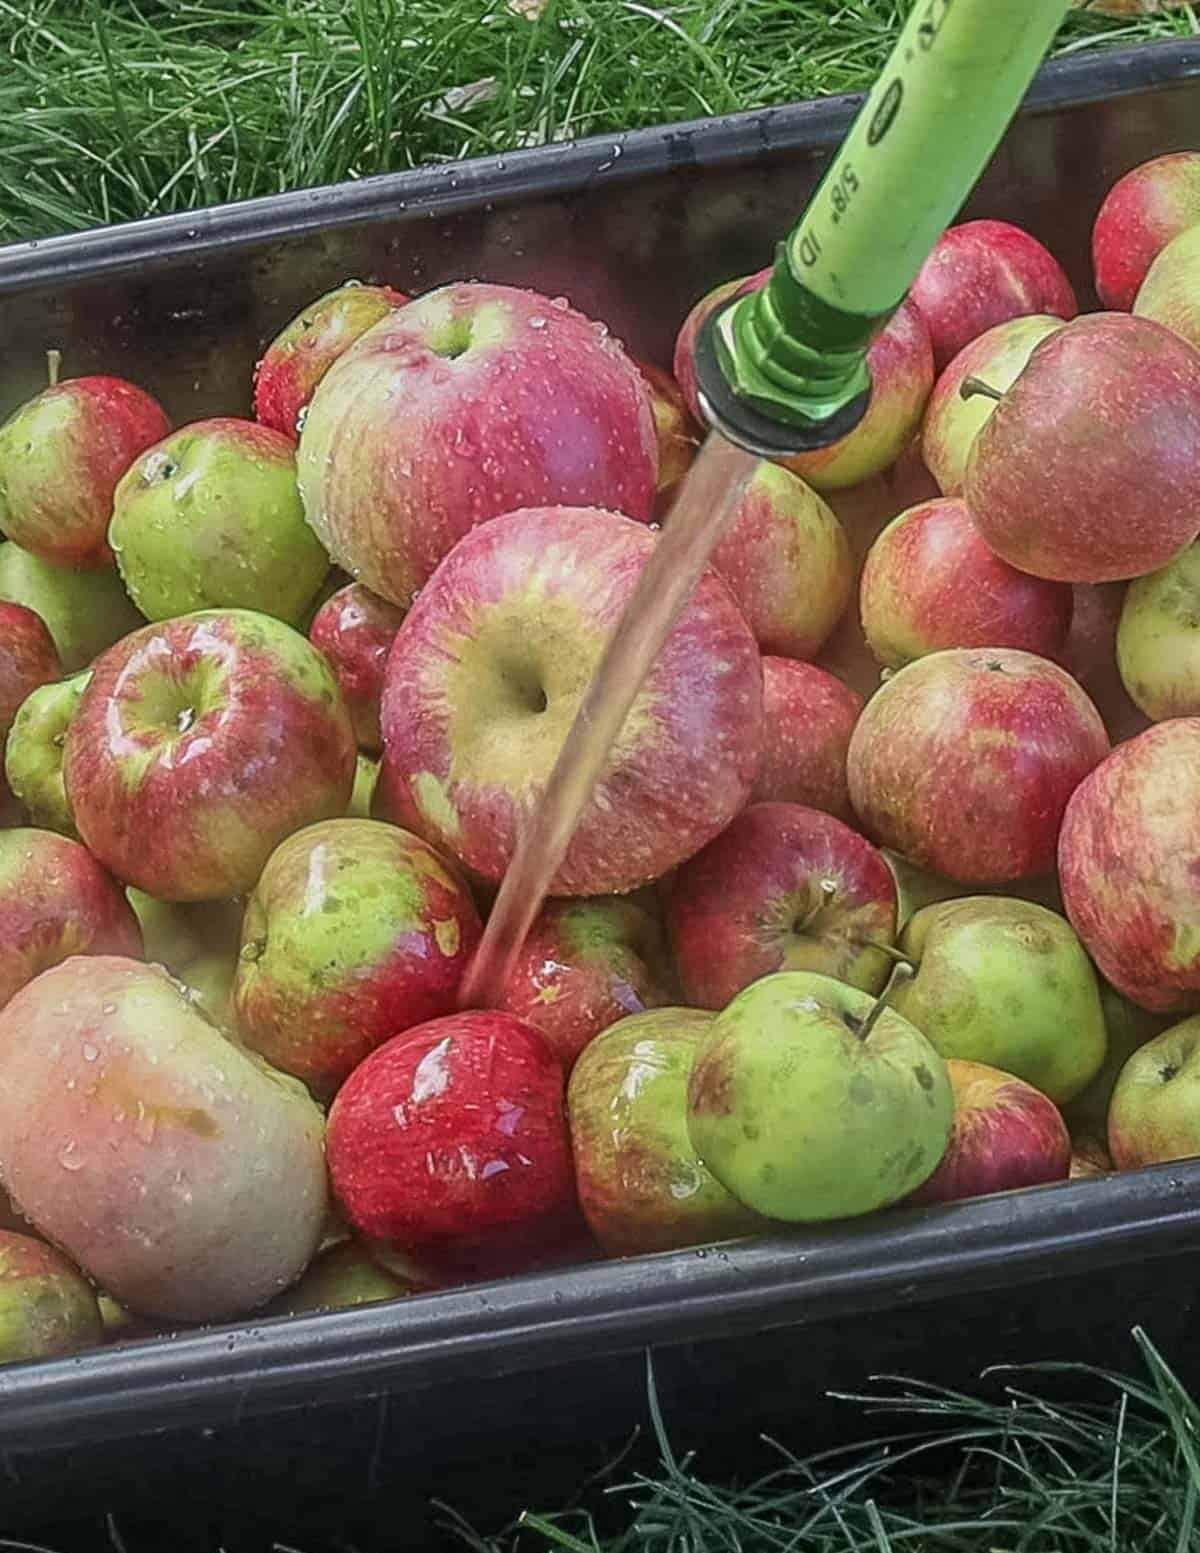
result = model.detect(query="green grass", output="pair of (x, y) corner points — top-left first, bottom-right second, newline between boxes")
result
(454, 1328), (1199, 1553)
(0, 0), (1196, 243)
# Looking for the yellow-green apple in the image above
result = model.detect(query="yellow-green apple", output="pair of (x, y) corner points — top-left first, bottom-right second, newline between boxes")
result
(308, 581), (405, 751)
(349, 752), (379, 818)
(0, 828), (142, 1009)
(634, 358), (698, 516)
(859, 498), (1073, 668)
(710, 461), (852, 659)
(298, 283), (658, 607)
(686, 969), (953, 1220)
(672, 267), (771, 425)
(264, 1238), (413, 1316)
(1135, 222), (1200, 351)
(889, 897), (1105, 1103)
(126, 889), (242, 1028)
(568, 1006), (767, 1255)
(1116, 540), (1200, 719)
(1107, 1014), (1200, 1167)
(254, 281), (408, 439)
(1093, 151), (1200, 310)
(749, 658), (863, 819)
(848, 648), (1109, 883)
(0, 1231), (102, 1364)
(0, 542), (143, 673)
(921, 315), (1066, 495)
(1058, 719), (1200, 1012)
(234, 817), (482, 1097)
(110, 418), (329, 625)
(5, 670), (88, 834)
(668, 801), (898, 1008)
(0, 375), (170, 568)
(1064, 981), (1168, 1141)
(64, 609), (357, 901)
(327, 1010), (577, 1282)
(909, 220), (1078, 373)
(784, 300), (935, 492)
(0, 955), (328, 1321)
(380, 505), (761, 895)
(903, 1058), (1070, 1206)
(965, 314), (1200, 582)
(494, 894), (672, 1071)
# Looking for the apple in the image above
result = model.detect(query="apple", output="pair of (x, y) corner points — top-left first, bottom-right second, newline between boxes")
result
(889, 897), (1106, 1103)
(0, 544), (144, 673)
(0, 1231), (102, 1364)
(234, 817), (482, 1097)
(0, 601), (61, 765)
(710, 460), (852, 659)
(1069, 1134), (1114, 1180)
(0, 956), (328, 1321)
(1064, 981), (1168, 1141)
(309, 582), (406, 751)
(5, 670), (88, 835)
(965, 314), (1200, 583)
(909, 219), (1078, 374)
(749, 658), (863, 820)
(327, 1010), (577, 1282)
(494, 894), (673, 1071)
(784, 299), (935, 492)
(379, 506), (761, 896)
(672, 267), (772, 425)
(254, 281), (408, 439)
(1134, 222), (1200, 354)
(64, 609), (356, 901)
(0, 375), (170, 567)
(298, 282), (658, 607)
(921, 315), (1066, 496)
(349, 752), (380, 818)
(568, 1006), (768, 1255)
(668, 802), (898, 1008)
(1116, 539), (1200, 720)
(1058, 719), (1200, 1013)
(264, 1239), (413, 1316)
(634, 358), (699, 514)
(1093, 151), (1200, 311)
(110, 418), (329, 626)
(904, 1059), (1070, 1206)
(0, 828), (143, 1010)
(859, 498), (1073, 669)
(1107, 1015), (1200, 1167)
(125, 887), (243, 1031)
(847, 648), (1109, 883)
(686, 969), (953, 1221)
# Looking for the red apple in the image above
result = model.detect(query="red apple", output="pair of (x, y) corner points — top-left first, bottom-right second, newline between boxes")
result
(379, 506), (762, 896)
(494, 894), (673, 1071)
(327, 1010), (577, 1282)
(298, 283), (658, 606)
(859, 498), (1073, 669)
(749, 658), (863, 820)
(711, 460), (852, 660)
(0, 828), (142, 1009)
(904, 1058), (1070, 1206)
(1059, 719), (1200, 1013)
(1093, 151), (1200, 311)
(254, 281), (408, 439)
(848, 648), (1109, 883)
(921, 315), (1067, 496)
(234, 818), (482, 1098)
(64, 609), (357, 901)
(965, 314), (1200, 583)
(0, 600), (61, 742)
(672, 267), (772, 425)
(0, 376), (170, 568)
(309, 582), (406, 752)
(909, 219), (1078, 374)
(667, 801), (898, 1009)
(634, 358), (699, 514)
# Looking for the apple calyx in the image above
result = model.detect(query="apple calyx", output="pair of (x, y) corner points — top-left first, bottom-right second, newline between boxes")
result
(46, 349), (61, 388)
(844, 960), (915, 1044)
(958, 375), (1004, 404)
(239, 938), (267, 965)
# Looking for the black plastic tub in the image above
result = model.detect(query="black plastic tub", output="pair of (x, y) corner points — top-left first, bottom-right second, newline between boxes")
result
(3, 37), (1200, 1546)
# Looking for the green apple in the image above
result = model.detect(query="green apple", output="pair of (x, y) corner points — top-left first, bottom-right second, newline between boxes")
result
(1064, 981), (1169, 1141)
(0, 1230), (103, 1362)
(1108, 1015), (1200, 1168)
(568, 1007), (768, 1255)
(109, 418), (329, 625)
(4, 670), (89, 835)
(1116, 539), (1200, 720)
(348, 753), (380, 818)
(264, 1239), (412, 1316)
(127, 888), (242, 1027)
(686, 970), (953, 1221)
(0, 542), (143, 672)
(891, 897), (1106, 1103)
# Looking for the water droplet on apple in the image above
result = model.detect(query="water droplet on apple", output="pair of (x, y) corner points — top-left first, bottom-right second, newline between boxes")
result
(529, 317), (547, 330)
(57, 1141), (83, 1172)
(343, 278), (364, 288)
(82, 1042), (99, 1062)
(550, 296), (569, 310)
(295, 406), (310, 435)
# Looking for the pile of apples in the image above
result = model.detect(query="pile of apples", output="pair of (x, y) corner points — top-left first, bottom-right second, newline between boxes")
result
(2, 150), (1200, 1369)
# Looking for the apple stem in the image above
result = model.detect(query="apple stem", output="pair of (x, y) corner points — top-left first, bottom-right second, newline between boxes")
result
(959, 375), (1003, 403)
(853, 960), (915, 1043)
(46, 349), (62, 388)
(861, 938), (914, 967)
